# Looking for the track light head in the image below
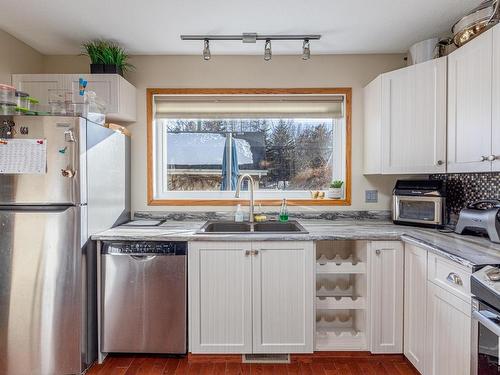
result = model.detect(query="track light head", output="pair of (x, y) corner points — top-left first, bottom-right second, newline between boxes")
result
(264, 39), (272, 61)
(203, 39), (211, 60)
(302, 39), (311, 60)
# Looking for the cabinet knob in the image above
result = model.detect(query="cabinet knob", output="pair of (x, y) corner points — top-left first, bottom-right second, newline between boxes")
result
(253, 250), (259, 256)
(436, 160), (444, 166)
(487, 155), (497, 162)
(481, 155), (488, 162)
(375, 249), (381, 255)
(245, 250), (251, 256)
(446, 272), (463, 286)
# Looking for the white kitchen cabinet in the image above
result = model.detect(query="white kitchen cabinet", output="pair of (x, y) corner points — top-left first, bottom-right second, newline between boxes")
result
(380, 64), (416, 173)
(447, 27), (494, 173)
(188, 241), (253, 353)
(188, 241), (314, 354)
(12, 74), (136, 122)
(369, 241), (404, 353)
(363, 77), (382, 174)
(426, 282), (471, 375)
(363, 57), (447, 174)
(252, 241), (314, 353)
(492, 24), (500, 171)
(404, 244), (428, 373)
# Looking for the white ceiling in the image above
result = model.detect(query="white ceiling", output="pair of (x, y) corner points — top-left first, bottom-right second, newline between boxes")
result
(0, 0), (483, 55)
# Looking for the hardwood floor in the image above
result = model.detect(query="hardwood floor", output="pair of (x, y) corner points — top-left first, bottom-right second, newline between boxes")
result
(87, 352), (420, 375)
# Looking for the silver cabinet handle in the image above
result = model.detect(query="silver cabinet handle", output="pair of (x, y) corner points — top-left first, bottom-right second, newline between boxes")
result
(487, 155), (497, 161)
(245, 250), (259, 256)
(481, 155), (488, 161)
(446, 272), (463, 286)
(375, 249), (381, 255)
(436, 160), (444, 166)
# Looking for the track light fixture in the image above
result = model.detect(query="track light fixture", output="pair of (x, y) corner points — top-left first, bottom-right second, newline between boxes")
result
(203, 39), (211, 60)
(264, 39), (272, 61)
(181, 33), (321, 61)
(302, 39), (310, 60)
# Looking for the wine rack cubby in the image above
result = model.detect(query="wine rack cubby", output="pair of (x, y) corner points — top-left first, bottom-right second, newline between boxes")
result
(315, 240), (368, 350)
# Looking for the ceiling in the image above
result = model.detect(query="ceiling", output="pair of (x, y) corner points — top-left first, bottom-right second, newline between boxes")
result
(0, 0), (483, 55)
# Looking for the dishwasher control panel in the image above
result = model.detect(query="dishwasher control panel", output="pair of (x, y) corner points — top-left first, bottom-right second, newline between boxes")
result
(102, 241), (187, 255)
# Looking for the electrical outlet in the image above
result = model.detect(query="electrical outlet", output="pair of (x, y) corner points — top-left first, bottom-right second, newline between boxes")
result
(365, 190), (378, 203)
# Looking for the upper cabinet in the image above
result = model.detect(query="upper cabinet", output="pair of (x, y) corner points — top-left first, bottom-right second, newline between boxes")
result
(364, 57), (447, 174)
(447, 29), (493, 172)
(492, 25), (500, 171)
(12, 74), (136, 123)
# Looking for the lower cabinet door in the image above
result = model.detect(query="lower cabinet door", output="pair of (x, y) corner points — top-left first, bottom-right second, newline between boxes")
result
(426, 282), (471, 375)
(370, 241), (404, 353)
(189, 242), (253, 353)
(251, 241), (314, 353)
(404, 245), (428, 373)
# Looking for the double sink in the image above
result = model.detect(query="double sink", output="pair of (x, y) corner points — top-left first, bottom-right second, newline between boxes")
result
(197, 220), (308, 234)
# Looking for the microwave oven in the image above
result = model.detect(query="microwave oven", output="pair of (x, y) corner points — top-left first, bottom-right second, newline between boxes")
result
(392, 180), (446, 228)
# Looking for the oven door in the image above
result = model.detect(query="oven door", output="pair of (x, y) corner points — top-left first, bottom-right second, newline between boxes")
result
(392, 195), (444, 225)
(472, 299), (500, 375)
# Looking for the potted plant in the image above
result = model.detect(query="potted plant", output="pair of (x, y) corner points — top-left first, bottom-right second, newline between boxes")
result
(328, 180), (344, 199)
(82, 40), (134, 76)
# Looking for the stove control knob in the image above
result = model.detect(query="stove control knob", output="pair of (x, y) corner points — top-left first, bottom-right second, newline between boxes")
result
(486, 268), (500, 282)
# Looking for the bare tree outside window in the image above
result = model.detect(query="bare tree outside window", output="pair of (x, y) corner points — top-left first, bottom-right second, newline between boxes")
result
(162, 118), (335, 192)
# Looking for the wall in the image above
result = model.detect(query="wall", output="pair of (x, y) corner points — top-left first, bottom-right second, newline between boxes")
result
(0, 29), (43, 85)
(43, 54), (406, 213)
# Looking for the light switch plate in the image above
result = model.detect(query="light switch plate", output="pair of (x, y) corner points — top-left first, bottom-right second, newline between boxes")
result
(365, 190), (378, 203)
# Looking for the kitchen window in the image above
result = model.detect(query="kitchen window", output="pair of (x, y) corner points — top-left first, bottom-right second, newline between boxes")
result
(147, 89), (351, 206)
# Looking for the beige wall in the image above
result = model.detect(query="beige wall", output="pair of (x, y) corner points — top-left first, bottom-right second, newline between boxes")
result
(0, 29), (43, 85)
(43, 53), (406, 213)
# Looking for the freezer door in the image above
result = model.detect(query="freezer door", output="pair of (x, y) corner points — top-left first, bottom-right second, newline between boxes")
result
(0, 206), (83, 375)
(0, 116), (86, 205)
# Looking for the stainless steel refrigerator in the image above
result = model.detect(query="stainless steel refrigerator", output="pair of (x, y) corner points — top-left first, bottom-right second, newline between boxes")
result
(0, 116), (130, 375)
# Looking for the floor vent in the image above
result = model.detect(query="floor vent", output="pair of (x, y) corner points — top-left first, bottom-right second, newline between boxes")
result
(242, 354), (290, 364)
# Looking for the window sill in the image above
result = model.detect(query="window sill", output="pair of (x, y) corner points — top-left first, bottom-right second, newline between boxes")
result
(147, 198), (351, 206)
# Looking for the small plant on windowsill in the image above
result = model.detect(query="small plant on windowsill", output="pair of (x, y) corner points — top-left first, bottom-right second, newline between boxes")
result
(82, 40), (135, 77)
(328, 180), (344, 199)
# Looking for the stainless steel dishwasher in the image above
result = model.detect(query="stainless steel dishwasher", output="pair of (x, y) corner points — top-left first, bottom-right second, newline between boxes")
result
(101, 241), (187, 354)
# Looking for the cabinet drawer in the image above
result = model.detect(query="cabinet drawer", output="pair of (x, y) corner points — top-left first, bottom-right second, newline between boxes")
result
(427, 253), (471, 302)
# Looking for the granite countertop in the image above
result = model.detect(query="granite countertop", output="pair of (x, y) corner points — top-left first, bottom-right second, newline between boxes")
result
(92, 219), (500, 269)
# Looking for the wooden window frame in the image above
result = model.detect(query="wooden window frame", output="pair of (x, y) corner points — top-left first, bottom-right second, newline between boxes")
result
(147, 88), (352, 206)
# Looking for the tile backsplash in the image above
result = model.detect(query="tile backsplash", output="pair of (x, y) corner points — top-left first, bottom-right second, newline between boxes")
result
(430, 173), (500, 218)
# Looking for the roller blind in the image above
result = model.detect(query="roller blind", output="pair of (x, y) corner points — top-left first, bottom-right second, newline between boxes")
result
(154, 94), (344, 119)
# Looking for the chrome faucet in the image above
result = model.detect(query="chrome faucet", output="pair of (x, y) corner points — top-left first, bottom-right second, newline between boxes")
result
(235, 174), (255, 222)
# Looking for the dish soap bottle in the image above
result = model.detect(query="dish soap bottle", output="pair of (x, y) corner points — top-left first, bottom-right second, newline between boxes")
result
(279, 199), (289, 222)
(234, 204), (244, 222)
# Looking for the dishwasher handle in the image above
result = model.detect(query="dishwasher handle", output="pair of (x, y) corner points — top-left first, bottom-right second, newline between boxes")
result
(129, 255), (157, 261)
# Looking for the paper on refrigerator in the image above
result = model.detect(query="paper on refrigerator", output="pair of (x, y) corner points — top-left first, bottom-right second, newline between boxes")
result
(0, 139), (47, 174)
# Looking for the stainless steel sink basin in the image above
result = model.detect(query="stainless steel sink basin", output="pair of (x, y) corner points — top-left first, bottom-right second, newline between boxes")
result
(200, 222), (252, 233)
(197, 220), (308, 234)
(253, 222), (307, 232)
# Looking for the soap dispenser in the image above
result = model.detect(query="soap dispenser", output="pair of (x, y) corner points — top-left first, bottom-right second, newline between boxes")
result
(234, 204), (244, 222)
